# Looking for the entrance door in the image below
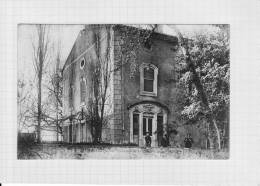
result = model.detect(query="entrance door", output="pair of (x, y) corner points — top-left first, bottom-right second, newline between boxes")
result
(129, 103), (168, 147)
(143, 115), (153, 145)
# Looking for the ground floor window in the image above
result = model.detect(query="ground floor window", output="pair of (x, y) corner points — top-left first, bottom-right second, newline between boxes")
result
(133, 113), (139, 135)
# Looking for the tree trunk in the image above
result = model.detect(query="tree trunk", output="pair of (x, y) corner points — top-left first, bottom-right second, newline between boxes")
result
(213, 118), (221, 150)
(37, 71), (42, 143)
(208, 136), (214, 149)
(34, 25), (49, 144)
(93, 125), (99, 144)
(206, 119), (221, 150)
(56, 124), (59, 142)
(188, 55), (221, 150)
(172, 26), (222, 150)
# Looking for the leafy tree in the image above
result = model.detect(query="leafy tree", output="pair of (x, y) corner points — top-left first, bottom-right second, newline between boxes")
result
(172, 25), (230, 149)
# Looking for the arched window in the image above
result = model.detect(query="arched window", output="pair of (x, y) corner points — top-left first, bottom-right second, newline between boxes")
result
(140, 64), (158, 96)
(80, 77), (87, 104)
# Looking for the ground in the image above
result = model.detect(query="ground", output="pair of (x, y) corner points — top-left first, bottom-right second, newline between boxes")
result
(18, 143), (229, 159)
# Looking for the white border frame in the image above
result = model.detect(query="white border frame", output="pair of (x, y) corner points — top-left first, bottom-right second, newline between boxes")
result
(1, 0), (260, 185)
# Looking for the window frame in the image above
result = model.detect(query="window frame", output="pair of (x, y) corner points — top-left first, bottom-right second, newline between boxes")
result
(140, 63), (158, 97)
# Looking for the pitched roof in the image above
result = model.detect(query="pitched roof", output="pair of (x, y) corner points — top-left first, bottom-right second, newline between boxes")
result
(62, 24), (179, 72)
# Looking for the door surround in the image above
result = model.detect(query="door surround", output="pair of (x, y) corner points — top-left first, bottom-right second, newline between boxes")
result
(129, 102), (168, 147)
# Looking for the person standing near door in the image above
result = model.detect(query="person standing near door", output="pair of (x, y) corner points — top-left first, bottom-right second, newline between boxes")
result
(145, 132), (151, 147)
(161, 134), (169, 147)
(184, 133), (193, 149)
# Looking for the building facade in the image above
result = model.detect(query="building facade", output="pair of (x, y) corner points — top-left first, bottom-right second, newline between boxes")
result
(61, 25), (207, 148)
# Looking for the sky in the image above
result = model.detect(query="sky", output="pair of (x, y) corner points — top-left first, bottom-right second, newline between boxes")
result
(17, 24), (220, 103)
(17, 24), (219, 82)
(17, 24), (220, 98)
(18, 24), (84, 82)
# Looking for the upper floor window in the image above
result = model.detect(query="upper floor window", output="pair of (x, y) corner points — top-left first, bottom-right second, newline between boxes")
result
(144, 67), (154, 92)
(140, 63), (158, 96)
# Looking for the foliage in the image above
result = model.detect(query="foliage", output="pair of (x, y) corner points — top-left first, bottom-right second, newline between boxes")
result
(175, 25), (230, 149)
(115, 25), (156, 78)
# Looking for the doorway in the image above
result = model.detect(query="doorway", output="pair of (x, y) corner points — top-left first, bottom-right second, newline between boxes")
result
(143, 115), (153, 136)
(129, 103), (168, 147)
(142, 115), (153, 146)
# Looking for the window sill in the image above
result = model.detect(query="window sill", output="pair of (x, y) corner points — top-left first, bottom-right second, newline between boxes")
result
(140, 91), (157, 97)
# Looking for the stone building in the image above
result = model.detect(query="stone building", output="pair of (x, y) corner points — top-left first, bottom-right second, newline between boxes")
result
(61, 25), (207, 147)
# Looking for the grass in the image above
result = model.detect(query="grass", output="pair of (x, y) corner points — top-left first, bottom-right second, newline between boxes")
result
(18, 143), (229, 159)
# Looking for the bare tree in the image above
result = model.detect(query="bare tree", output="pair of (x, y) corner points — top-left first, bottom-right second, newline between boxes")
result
(88, 25), (112, 143)
(32, 25), (50, 143)
(53, 48), (63, 141)
(44, 47), (63, 141)
(17, 78), (31, 132)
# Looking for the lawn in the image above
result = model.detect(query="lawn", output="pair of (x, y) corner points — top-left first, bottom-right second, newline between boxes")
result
(18, 143), (229, 159)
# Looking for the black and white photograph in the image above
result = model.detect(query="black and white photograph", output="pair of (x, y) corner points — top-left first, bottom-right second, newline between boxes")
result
(1, 0), (260, 184)
(17, 24), (230, 159)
